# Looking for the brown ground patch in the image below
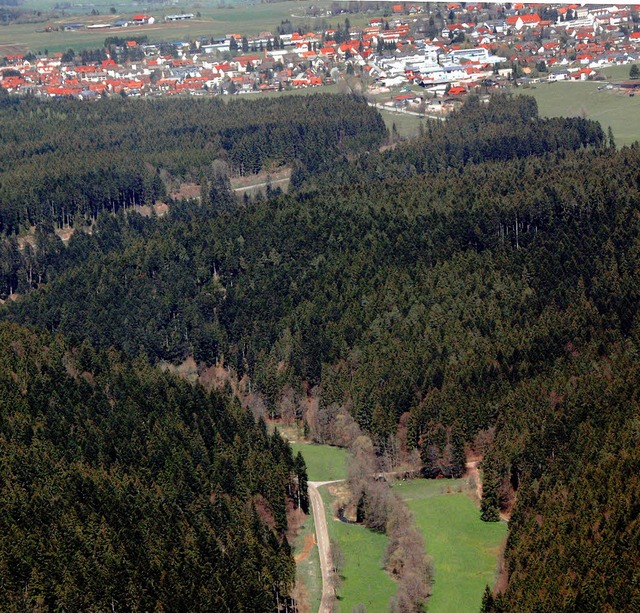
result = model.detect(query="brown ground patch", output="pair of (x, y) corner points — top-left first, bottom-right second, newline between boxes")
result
(56, 227), (74, 242)
(154, 201), (169, 216)
(133, 201), (169, 217)
(17, 232), (35, 251)
(294, 533), (317, 563)
(0, 44), (28, 56)
(326, 482), (352, 519)
(199, 360), (240, 395)
(170, 182), (200, 200)
(291, 582), (311, 613)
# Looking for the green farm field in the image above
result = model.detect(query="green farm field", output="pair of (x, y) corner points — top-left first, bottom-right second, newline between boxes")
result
(0, 0), (378, 54)
(395, 479), (508, 613)
(516, 80), (640, 147)
(289, 442), (348, 483)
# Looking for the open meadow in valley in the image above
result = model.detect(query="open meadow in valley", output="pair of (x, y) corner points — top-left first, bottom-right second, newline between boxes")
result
(395, 479), (508, 613)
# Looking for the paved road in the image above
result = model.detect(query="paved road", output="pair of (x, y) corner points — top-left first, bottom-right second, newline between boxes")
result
(308, 480), (343, 613)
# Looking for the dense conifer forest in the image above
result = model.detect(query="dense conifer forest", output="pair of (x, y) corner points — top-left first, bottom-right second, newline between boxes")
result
(0, 322), (306, 610)
(0, 92), (385, 236)
(1, 92), (639, 609)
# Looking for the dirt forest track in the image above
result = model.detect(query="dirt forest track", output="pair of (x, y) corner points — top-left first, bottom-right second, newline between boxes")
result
(308, 480), (342, 613)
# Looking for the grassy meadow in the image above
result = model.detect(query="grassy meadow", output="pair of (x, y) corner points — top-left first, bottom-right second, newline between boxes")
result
(289, 442), (348, 483)
(379, 108), (426, 139)
(516, 79), (640, 147)
(288, 443), (507, 611)
(395, 479), (508, 613)
(320, 485), (397, 613)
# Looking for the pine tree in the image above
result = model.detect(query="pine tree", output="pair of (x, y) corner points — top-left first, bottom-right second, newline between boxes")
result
(481, 585), (495, 612)
(294, 451), (309, 513)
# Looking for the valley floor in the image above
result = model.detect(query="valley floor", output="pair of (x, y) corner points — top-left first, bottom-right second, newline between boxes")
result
(290, 441), (507, 613)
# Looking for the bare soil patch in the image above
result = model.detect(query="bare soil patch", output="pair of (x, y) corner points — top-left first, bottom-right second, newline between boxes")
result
(0, 44), (28, 56)
(133, 202), (169, 217)
(291, 582), (311, 613)
(170, 182), (201, 200)
(56, 227), (74, 242)
(16, 232), (35, 251)
(326, 482), (352, 518)
(294, 533), (317, 563)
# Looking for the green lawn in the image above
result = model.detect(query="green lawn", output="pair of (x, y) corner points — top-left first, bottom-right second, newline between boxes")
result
(293, 510), (322, 613)
(595, 63), (640, 82)
(515, 80), (640, 146)
(320, 486), (397, 613)
(289, 442), (348, 482)
(395, 479), (507, 613)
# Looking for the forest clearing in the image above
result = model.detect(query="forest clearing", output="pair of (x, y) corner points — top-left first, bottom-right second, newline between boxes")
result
(395, 479), (508, 613)
(291, 441), (506, 612)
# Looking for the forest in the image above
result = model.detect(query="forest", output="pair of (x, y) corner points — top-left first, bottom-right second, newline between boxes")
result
(1, 91), (639, 609)
(0, 91), (385, 236)
(0, 322), (307, 610)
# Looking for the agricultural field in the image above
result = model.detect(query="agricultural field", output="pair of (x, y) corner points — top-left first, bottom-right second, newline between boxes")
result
(0, 0), (379, 54)
(289, 442), (348, 483)
(516, 79), (640, 147)
(320, 484), (397, 613)
(0, 5), (297, 55)
(395, 479), (508, 613)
